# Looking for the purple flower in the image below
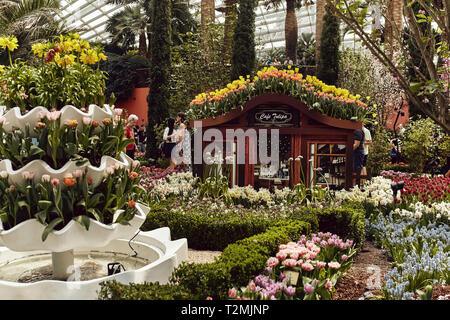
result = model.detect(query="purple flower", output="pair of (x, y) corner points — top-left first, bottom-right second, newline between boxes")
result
(304, 283), (314, 294)
(285, 286), (296, 297)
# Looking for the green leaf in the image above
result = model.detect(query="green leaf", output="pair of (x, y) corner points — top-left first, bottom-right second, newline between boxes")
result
(42, 218), (64, 242)
(73, 215), (91, 231)
(38, 200), (53, 210)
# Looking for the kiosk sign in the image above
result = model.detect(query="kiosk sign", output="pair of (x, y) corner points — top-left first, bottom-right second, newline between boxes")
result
(255, 110), (293, 124)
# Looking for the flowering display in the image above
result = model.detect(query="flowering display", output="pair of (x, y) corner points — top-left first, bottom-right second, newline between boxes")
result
(0, 34), (113, 112)
(229, 233), (357, 300)
(187, 66), (374, 122)
(0, 108), (132, 170)
(367, 214), (450, 300)
(0, 164), (142, 240)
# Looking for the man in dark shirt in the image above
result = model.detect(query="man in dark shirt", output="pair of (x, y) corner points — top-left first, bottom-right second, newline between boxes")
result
(353, 128), (365, 187)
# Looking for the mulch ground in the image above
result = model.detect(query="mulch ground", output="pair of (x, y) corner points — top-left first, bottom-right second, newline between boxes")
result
(333, 241), (392, 300)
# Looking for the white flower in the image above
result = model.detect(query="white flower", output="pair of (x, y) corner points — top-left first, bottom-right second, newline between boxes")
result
(0, 171), (8, 179)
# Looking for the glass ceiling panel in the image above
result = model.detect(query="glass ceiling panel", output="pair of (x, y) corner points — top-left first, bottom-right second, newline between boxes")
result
(57, 0), (362, 51)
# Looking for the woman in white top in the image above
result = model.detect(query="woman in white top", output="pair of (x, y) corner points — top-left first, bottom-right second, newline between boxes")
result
(162, 118), (178, 170)
(175, 112), (191, 171)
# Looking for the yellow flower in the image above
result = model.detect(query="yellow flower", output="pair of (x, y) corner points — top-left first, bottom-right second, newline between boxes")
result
(55, 53), (76, 67)
(372, 113), (377, 118)
(80, 49), (99, 64)
(32, 43), (47, 57)
(373, 104), (377, 109)
(0, 65), (4, 73)
(0, 36), (19, 52)
(98, 52), (107, 61)
(366, 96), (370, 101)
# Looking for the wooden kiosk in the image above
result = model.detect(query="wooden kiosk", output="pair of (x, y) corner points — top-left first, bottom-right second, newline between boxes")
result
(190, 93), (363, 190)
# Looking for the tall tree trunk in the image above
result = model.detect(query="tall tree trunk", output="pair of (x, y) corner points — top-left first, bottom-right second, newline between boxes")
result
(285, 0), (298, 64)
(201, 0), (215, 54)
(139, 31), (147, 57)
(315, 0), (326, 64)
(223, 0), (238, 61)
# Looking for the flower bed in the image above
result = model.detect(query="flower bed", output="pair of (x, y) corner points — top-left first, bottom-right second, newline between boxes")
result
(100, 220), (312, 300)
(367, 214), (450, 300)
(187, 66), (375, 122)
(228, 232), (357, 300)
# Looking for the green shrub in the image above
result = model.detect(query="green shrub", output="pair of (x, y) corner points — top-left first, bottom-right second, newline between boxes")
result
(98, 280), (191, 300)
(317, 207), (365, 248)
(291, 205), (365, 248)
(142, 207), (271, 250)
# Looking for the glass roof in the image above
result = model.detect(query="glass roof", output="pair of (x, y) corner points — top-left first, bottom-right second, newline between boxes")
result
(58, 0), (360, 51)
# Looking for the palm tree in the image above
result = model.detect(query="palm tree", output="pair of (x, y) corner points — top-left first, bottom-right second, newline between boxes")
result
(0, 0), (70, 58)
(263, 0), (313, 64)
(105, 0), (196, 57)
(106, 4), (150, 56)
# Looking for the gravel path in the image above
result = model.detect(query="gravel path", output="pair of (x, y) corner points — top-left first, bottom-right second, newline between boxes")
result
(186, 249), (222, 264)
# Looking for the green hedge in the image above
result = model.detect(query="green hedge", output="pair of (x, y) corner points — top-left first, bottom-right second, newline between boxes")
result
(99, 220), (311, 300)
(142, 201), (364, 250)
(142, 201), (320, 251)
(288, 205), (365, 249)
(98, 281), (191, 300)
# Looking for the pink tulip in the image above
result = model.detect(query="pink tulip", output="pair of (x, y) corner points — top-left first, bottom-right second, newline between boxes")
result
(83, 117), (91, 125)
(51, 178), (60, 186)
(267, 257), (279, 268)
(325, 279), (333, 291)
(228, 288), (237, 298)
(304, 284), (313, 294)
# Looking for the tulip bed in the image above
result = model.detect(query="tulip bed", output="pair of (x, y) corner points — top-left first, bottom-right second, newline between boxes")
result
(99, 169), (448, 300)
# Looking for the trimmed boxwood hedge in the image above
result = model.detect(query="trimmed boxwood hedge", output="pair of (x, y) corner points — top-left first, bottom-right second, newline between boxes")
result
(99, 220), (311, 300)
(142, 200), (320, 251)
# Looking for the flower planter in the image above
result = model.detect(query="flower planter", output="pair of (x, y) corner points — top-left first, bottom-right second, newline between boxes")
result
(1, 104), (115, 137)
(0, 153), (133, 188)
(0, 202), (148, 253)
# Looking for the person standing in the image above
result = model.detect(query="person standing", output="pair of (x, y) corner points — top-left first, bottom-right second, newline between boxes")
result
(138, 125), (146, 152)
(125, 114), (138, 159)
(175, 112), (191, 171)
(162, 118), (178, 170)
(353, 127), (365, 187)
(361, 122), (372, 183)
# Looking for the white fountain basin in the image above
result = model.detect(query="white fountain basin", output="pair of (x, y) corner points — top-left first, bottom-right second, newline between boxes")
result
(0, 227), (188, 300)
(0, 203), (148, 253)
(2, 104), (114, 136)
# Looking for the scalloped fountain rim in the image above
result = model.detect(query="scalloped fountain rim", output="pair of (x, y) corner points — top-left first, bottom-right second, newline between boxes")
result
(1, 104), (115, 137)
(0, 202), (149, 253)
(0, 152), (134, 188)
